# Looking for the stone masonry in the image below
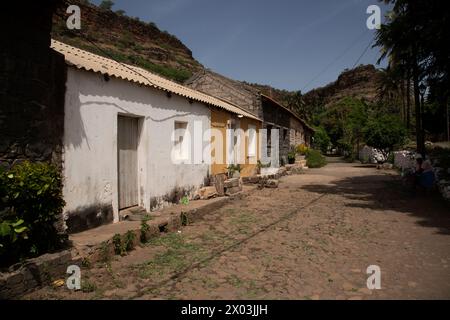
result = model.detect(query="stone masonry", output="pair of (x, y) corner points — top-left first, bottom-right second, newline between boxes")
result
(0, 1), (66, 169)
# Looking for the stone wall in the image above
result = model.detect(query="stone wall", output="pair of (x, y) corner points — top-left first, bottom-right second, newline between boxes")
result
(0, 1), (66, 169)
(393, 150), (417, 170)
(0, 250), (75, 299)
(186, 70), (262, 118)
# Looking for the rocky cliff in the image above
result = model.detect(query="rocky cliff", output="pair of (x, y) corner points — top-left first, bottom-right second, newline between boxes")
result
(52, 0), (203, 82)
(302, 64), (382, 109)
(52, 2), (382, 117)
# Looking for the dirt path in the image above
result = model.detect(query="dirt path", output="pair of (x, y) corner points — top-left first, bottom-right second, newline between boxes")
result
(25, 159), (450, 300)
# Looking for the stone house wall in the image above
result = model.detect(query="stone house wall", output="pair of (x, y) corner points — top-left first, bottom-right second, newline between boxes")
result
(0, 1), (66, 169)
(186, 70), (261, 118)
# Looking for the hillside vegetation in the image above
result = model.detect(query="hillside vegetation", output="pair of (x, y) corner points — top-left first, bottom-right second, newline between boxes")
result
(53, 0), (203, 82)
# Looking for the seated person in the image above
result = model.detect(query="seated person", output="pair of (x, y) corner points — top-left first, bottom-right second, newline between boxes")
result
(419, 160), (435, 189)
(415, 157), (424, 174)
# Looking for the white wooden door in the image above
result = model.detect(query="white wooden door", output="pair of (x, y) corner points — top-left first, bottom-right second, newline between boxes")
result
(118, 116), (139, 209)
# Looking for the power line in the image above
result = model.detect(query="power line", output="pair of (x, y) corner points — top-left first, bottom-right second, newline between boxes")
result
(301, 29), (370, 91)
(352, 38), (374, 69)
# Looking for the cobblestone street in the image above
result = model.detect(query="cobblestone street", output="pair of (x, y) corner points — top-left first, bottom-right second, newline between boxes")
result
(25, 159), (450, 300)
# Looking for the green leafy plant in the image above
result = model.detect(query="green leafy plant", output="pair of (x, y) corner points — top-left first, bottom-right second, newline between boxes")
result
(112, 234), (126, 256)
(257, 160), (271, 169)
(180, 212), (189, 226)
(305, 149), (327, 168)
(99, 0), (114, 11)
(81, 279), (97, 293)
(99, 241), (111, 263)
(226, 164), (242, 177)
(287, 150), (296, 164)
(124, 230), (136, 252)
(140, 220), (150, 243)
(0, 161), (66, 267)
(296, 143), (309, 156)
(363, 114), (407, 152)
(312, 127), (330, 154)
(180, 196), (189, 205)
(0, 218), (29, 253)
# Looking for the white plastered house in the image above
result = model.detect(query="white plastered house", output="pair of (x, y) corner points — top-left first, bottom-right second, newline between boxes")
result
(51, 40), (257, 233)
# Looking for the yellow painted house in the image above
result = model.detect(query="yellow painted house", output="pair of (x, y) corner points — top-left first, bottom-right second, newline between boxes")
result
(210, 106), (262, 178)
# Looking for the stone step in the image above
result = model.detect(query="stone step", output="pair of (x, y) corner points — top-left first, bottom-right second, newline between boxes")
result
(225, 185), (242, 196)
(224, 178), (240, 188)
(119, 206), (150, 221)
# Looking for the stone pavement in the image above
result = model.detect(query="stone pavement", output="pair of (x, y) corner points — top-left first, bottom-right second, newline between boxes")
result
(24, 159), (450, 300)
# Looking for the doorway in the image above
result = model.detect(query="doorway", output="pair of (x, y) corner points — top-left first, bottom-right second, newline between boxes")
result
(117, 116), (139, 210)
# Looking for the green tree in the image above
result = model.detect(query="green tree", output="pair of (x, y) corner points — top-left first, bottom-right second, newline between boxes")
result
(363, 114), (407, 152)
(99, 0), (114, 10)
(313, 126), (331, 154)
(285, 91), (308, 122)
(318, 97), (368, 158)
(375, 0), (450, 152)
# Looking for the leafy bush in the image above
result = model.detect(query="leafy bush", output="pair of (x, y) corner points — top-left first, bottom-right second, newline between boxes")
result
(305, 149), (327, 168)
(0, 162), (66, 268)
(313, 126), (331, 154)
(296, 143), (309, 155)
(99, 0), (114, 11)
(387, 152), (395, 164)
(363, 115), (407, 151)
(226, 164), (241, 177)
(287, 151), (296, 164)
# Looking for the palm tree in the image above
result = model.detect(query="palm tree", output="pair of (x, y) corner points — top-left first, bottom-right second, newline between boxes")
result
(374, 0), (426, 155)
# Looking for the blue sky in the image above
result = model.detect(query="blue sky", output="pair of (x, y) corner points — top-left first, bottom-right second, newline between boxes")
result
(90, 0), (389, 92)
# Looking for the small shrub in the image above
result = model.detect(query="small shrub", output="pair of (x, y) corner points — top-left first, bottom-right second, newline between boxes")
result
(140, 220), (150, 243)
(226, 164), (241, 178)
(296, 143), (309, 155)
(113, 231), (136, 256)
(257, 160), (271, 169)
(112, 234), (125, 256)
(99, 241), (111, 263)
(99, 0), (114, 11)
(305, 150), (327, 168)
(313, 127), (331, 154)
(387, 152), (395, 164)
(180, 196), (189, 205)
(180, 212), (189, 226)
(287, 149), (296, 164)
(0, 161), (66, 267)
(124, 230), (136, 252)
(81, 279), (97, 293)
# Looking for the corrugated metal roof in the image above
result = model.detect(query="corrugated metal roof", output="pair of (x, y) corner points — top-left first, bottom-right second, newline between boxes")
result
(51, 39), (261, 121)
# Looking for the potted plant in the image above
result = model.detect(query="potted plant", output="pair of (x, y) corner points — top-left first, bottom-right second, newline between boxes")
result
(296, 143), (309, 160)
(287, 151), (296, 164)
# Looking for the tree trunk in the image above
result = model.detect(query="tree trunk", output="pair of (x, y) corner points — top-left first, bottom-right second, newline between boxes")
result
(406, 74), (411, 130)
(400, 79), (406, 124)
(447, 96), (450, 142)
(412, 60), (424, 156)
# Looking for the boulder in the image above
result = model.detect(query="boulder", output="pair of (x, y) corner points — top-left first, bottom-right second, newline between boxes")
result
(242, 176), (260, 185)
(382, 163), (393, 170)
(224, 178), (240, 188)
(225, 186), (242, 196)
(277, 167), (287, 176)
(284, 164), (295, 171)
(198, 186), (218, 200)
(212, 173), (227, 196)
(265, 179), (279, 188)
